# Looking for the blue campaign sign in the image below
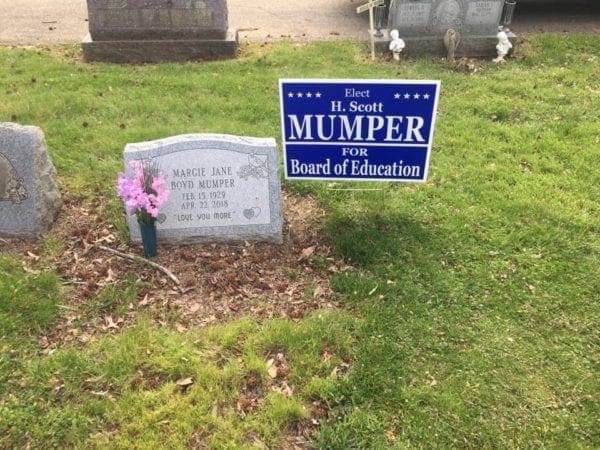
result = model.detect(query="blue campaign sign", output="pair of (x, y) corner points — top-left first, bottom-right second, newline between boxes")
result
(279, 79), (440, 182)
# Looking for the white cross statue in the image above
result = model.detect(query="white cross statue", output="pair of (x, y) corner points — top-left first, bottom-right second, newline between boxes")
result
(356, 0), (385, 60)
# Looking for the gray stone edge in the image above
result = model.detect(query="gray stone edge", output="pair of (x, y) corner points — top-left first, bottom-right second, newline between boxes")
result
(34, 128), (62, 238)
(81, 30), (238, 63)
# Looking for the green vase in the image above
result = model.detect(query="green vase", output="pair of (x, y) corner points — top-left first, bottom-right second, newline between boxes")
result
(139, 221), (157, 257)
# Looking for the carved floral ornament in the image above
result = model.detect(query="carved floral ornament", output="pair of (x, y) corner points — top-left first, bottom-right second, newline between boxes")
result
(0, 152), (28, 204)
(433, 0), (463, 29)
(237, 152), (268, 181)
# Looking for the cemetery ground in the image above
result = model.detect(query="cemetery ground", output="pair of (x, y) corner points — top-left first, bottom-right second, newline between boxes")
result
(1, 35), (599, 448)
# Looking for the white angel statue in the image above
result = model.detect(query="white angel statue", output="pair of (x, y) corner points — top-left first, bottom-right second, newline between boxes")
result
(389, 29), (405, 61)
(493, 30), (513, 63)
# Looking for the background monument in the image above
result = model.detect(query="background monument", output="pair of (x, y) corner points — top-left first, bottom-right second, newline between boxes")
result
(385, 0), (516, 57)
(82, 0), (238, 63)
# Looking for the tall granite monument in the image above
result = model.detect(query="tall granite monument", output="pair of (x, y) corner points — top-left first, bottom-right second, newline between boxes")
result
(386, 0), (515, 57)
(82, 0), (238, 63)
(0, 123), (61, 239)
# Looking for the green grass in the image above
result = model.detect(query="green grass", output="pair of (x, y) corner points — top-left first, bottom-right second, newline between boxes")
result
(0, 312), (355, 448)
(1, 35), (599, 448)
(0, 256), (60, 338)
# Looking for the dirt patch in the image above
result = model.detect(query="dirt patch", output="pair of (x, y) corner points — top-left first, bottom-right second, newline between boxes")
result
(2, 190), (348, 351)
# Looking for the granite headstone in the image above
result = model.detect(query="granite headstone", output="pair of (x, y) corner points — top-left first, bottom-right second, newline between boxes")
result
(82, 0), (237, 63)
(384, 0), (515, 57)
(123, 134), (282, 244)
(0, 123), (62, 239)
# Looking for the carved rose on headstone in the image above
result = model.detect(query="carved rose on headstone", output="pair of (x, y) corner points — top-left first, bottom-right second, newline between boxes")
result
(0, 152), (28, 204)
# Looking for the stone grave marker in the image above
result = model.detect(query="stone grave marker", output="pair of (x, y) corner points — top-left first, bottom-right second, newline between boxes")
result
(385, 0), (515, 57)
(123, 134), (282, 244)
(0, 123), (61, 239)
(82, 0), (237, 63)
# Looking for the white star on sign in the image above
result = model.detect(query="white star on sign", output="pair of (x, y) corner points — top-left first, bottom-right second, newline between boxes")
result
(288, 92), (294, 98)
(413, 93), (421, 99)
(394, 93), (401, 99)
(306, 92), (313, 98)
(423, 93), (430, 100)
(315, 92), (322, 98)
(297, 92), (303, 98)
(404, 93), (411, 99)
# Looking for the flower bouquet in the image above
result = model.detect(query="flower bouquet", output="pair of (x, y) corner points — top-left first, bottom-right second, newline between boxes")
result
(117, 160), (169, 257)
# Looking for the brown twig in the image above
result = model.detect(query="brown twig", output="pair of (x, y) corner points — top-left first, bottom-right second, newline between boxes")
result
(61, 279), (87, 286)
(97, 245), (180, 286)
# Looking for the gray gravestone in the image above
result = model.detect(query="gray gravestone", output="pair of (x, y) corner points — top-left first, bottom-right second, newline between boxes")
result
(0, 123), (62, 239)
(123, 134), (282, 244)
(385, 0), (515, 57)
(82, 0), (237, 63)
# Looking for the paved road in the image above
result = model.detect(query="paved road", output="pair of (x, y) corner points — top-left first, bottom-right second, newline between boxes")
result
(0, 0), (368, 45)
(0, 0), (598, 45)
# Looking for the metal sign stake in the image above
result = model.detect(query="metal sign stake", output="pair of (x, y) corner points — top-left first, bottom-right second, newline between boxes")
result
(357, 0), (384, 60)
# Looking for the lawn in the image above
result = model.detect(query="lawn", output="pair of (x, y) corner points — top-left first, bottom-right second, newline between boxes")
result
(0, 35), (598, 448)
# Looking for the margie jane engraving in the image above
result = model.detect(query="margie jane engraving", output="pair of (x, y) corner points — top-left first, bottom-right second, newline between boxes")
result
(170, 165), (237, 224)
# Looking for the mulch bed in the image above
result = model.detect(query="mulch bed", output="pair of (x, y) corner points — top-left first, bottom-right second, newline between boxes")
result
(2, 190), (348, 352)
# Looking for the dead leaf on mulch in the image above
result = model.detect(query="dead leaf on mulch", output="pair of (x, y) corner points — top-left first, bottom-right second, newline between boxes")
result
(26, 251), (40, 261)
(266, 353), (290, 379)
(386, 429), (397, 442)
(330, 362), (350, 379)
(103, 316), (122, 331)
(37, 336), (50, 349)
(298, 246), (315, 261)
(175, 377), (194, 393)
(237, 395), (260, 418)
(321, 347), (333, 363)
(271, 381), (293, 398)
(267, 359), (278, 379)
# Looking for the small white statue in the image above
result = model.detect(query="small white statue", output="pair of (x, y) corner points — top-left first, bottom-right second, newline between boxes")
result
(389, 29), (405, 61)
(494, 30), (513, 63)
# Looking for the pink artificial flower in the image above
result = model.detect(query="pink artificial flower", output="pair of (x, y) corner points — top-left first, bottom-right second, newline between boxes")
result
(116, 160), (169, 223)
